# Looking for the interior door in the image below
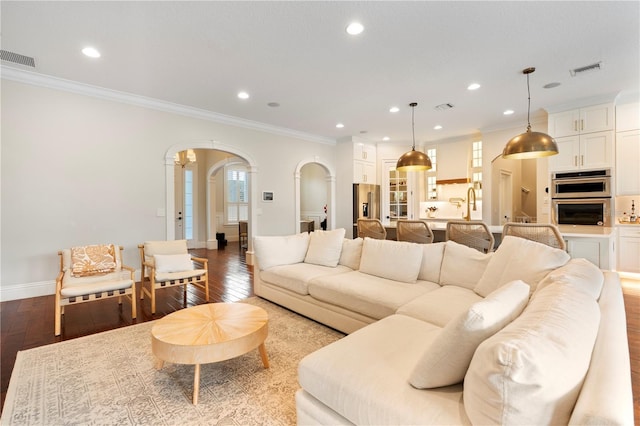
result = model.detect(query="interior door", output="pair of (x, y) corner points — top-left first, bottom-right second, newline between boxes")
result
(175, 166), (184, 239)
(499, 170), (513, 224)
(174, 164), (196, 247)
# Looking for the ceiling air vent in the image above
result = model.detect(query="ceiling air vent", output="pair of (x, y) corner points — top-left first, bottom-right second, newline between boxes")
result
(570, 61), (602, 77)
(434, 103), (454, 111)
(0, 50), (36, 68)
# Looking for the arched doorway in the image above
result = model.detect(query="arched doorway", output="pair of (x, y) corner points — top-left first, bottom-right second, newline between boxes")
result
(294, 158), (335, 233)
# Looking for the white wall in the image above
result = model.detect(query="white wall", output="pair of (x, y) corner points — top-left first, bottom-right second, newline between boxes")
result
(0, 80), (336, 300)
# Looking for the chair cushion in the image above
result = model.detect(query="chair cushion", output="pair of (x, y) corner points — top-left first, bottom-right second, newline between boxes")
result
(409, 280), (530, 389)
(153, 253), (194, 273)
(254, 233), (310, 270)
(304, 228), (346, 267)
(60, 279), (133, 298)
(70, 244), (117, 277)
(155, 269), (206, 283)
(359, 238), (423, 283)
(338, 238), (363, 270)
(474, 236), (570, 297)
(143, 240), (189, 265)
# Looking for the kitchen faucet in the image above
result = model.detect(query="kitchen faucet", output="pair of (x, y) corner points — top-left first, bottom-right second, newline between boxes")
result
(463, 187), (476, 221)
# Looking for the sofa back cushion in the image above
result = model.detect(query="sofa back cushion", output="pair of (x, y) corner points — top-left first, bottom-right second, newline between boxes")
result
(417, 242), (445, 283)
(464, 276), (601, 425)
(409, 280), (530, 389)
(535, 258), (604, 300)
(474, 236), (570, 297)
(439, 240), (493, 290)
(303, 228), (346, 267)
(359, 238), (423, 283)
(338, 237), (363, 270)
(254, 232), (310, 270)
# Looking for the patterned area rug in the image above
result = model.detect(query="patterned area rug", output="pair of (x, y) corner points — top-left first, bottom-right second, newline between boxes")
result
(1, 298), (344, 425)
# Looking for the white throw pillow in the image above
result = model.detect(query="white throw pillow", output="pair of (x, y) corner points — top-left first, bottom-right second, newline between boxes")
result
(417, 242), (446, 283)
(464, 280), (601, 425)
(338, 238), (363, 270)
(439, 240), (493, 290)
(359, 238), (423, 283)
(534, 258), (604, 300)
(254, 233), (310, 270)
(474, 236), (570, 297)
(153, 254), (194, 273)
(409, 280), (530, 389)
(304, 228), (346, 267)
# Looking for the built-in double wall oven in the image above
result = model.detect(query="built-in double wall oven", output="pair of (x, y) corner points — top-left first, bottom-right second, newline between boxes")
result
(551, 169), (612, 226)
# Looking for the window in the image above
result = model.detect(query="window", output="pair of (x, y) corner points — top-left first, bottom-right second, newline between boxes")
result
(471, 141), (483, 198)
(427, 148), (437, 171)
(225, 164), (248, 224)
(427, 175), (437, 200)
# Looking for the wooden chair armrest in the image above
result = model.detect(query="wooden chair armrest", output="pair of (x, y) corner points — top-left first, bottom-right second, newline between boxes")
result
(191, 256), (208, 265)
(122, 264), (135, 273)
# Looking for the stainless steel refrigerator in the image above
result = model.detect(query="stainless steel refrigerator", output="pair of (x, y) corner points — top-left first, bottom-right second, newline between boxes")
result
(353, 183), (381, 237)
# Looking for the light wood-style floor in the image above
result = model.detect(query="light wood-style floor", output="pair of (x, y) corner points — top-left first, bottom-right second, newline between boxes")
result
(1, 242), (638, 420)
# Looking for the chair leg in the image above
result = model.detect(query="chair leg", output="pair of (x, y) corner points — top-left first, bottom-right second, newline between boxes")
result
(55, 302), (61, 336)
(130, 283), (137, 319)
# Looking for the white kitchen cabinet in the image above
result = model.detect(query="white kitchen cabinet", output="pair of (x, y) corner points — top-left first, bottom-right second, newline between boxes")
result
(381, 159), (417, 222)
(617, 227), (640, 273)
(616, 130), (640, 195)
(337, 136), (377, 184)
(564, 234), (615, 270)
(549, 131), (614, 172)
(615, 102), (640, 132)
(548, 103), (614, 138)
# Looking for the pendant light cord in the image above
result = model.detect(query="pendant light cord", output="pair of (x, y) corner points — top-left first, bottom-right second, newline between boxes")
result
(410, 102), (417, 150)
(524, 67), (535, 132)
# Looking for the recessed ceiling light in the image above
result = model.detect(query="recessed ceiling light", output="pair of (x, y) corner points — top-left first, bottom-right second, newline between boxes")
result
(346, 22), (364, 35)
(434, 125), (443, 130)
(267, 102), (280, 107)
(237, 91), (250, 99)
(503, 109), (515, 115)
(467, 83), (481, 91)
(543, 82), (561, 89)
(383, 136), (390, 141)
(389, 106), (399, 113)
(336, 123), (344, 128)
(82, 47), (101, 58)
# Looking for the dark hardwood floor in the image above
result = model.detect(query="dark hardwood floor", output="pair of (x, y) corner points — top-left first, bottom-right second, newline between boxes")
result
(1, 242), (638, 420)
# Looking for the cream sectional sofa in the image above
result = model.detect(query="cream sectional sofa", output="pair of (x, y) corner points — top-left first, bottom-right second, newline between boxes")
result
(253, 228), (634, 425)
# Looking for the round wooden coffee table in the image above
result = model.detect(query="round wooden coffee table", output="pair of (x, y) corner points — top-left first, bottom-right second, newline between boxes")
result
(151, 302), (269, 404)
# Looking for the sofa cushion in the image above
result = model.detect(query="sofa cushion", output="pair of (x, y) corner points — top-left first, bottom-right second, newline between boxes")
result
(259, 263), (353, 295)
(308, 271), (439, 320)
(439, 241), (493, 290)
(298, 315), (471, 425)
(474, 235), (570, 297)
(396, 285), (482, 327)
(338, 237), (363, 270)
(417, 242), (446, 283)
(535, 257), (604, 300)
(254, 232), (310, 270)
(464, 276), (601, 425)
(153, 253), (194, 273)
(359, 238), (423, 283)
(304, 228), (346, 267)
(409, 280), (530, 389)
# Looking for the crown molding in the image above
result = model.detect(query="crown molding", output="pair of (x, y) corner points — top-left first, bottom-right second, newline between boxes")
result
(1, 65), (336, 146)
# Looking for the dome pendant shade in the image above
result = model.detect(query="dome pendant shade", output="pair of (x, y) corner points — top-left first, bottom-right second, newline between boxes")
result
(503, 67), (558, 160)
(396, 148), (433, 171)
(396, 102), (432, 171)
(503, 126), (559, 159)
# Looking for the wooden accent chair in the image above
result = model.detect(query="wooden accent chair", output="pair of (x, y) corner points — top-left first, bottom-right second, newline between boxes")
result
(138, 240), (209, 314)
(55, 244), (136, 336)
(445, 221), (495, 253)
(503, 222), (566, 250)
(357, 218), (387, 240)
(397, 220), (434, 244)
(239, 221), (248, 250)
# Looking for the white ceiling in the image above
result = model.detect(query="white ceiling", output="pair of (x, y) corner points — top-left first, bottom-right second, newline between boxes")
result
(2, 1), (639, 145)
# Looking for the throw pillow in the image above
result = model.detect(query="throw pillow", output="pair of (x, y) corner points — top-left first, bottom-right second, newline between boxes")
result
(359, 238), (423, 283)
(439, 240), (493, 290)
(153, 253), (194, 273)
(253, 232), (310, 270)
(304, 228), (346, 267)
(417, 242), (446, 283)
(409, 280), (530, 389)
(474, 236), (570, 297)
(464, 281), (600, 425)
(338, 237), (363, 270)
(534, 258), (604, 300)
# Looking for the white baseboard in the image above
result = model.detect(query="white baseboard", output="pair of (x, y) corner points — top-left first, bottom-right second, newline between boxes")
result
(1, 280), (56, 302)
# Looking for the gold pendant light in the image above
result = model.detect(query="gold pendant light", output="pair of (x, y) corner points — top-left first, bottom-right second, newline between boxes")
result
(396, 102), (432, 171)
(503, 67), (559, 159)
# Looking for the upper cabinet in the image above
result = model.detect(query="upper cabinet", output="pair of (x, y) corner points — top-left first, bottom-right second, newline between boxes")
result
(548, 103), (615, 172)
(548, 103), (614, 137)
(615, 102), (640, 195)
(336, 136), (377, 184)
